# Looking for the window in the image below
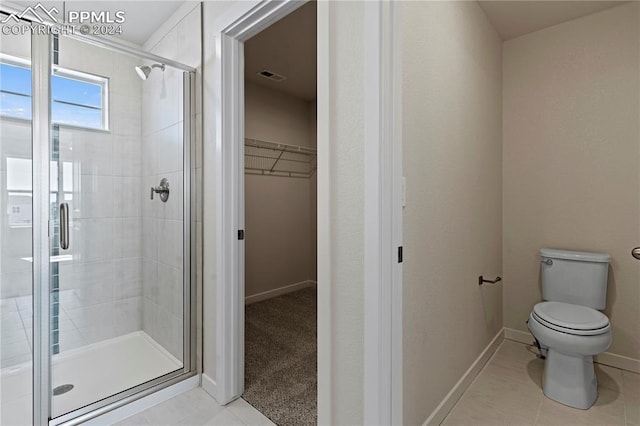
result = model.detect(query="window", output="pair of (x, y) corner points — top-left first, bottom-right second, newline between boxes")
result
(0, 56), (109, 130)
(6, 156), (73, 228)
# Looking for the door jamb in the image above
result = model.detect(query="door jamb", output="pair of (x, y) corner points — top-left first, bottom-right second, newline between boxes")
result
(363, 2), (403, 425)
(213, 0), (308, 407)
(213, 2), (403, 424)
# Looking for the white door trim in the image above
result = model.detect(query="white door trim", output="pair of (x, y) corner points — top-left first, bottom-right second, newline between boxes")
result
(213, 0), (309, 407)
(212, 1), (402, 423)
(363, 1), (403, 425)
(316, 1), (332, 422)
(390, 2), (404, 423)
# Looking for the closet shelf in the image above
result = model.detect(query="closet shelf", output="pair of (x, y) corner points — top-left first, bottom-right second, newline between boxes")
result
(245, 138), (317, 178)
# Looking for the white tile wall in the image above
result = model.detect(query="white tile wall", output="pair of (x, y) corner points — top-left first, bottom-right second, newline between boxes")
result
(1, 119), (33, 301)
(0, 5), (202, 371)
(141, 4), (202, 363)
(55, 35), (144, 353)
(0, 34), (145, 367)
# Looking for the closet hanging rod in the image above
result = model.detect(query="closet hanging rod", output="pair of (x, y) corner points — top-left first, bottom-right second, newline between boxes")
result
(246, 168), (314, 178)
(247, 153), (311, 164)
(245, 138), (317, 155)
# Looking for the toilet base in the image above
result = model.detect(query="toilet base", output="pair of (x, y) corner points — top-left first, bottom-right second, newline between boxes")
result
(542, 349), (598, 409)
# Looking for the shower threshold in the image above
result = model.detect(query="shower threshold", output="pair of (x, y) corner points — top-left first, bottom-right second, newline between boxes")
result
(0, 331), (181, 424)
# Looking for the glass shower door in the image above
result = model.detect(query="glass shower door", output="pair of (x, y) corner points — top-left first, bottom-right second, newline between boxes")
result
(0, 25), (33, 426)
(48, 33), (190, 420)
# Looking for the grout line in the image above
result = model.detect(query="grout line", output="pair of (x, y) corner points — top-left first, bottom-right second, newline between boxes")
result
(442, 340), (507, 423)
(621, 382), (627, 426)
(15, 301), (32, 351)
(532, 395), (544, 425)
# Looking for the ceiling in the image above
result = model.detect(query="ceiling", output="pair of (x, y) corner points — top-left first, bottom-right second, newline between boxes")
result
(478, 1), (627, 40)
(244, 2), (317, 101)
(5, 1), (185, 45)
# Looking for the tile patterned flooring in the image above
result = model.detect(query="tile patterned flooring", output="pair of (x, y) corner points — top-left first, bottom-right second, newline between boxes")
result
(119, 339), (640, 426)
(1, 296), (34, 368)
(1, 290), (107, 369)
(4, 332), (638, 425)
(115, 388), (275, 426)
(444, 340), (640, 426)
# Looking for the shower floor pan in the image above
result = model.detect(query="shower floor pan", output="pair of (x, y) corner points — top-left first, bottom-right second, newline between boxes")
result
(0, 331), (181, 424)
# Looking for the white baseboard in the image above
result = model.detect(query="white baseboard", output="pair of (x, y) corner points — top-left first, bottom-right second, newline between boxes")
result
(504, 327), (535, 345)
(423, 329), (504, 426)
(504, 327), (640, 374)
(201, 373), (218, 402)
(595, 352), (640, 374)
(245, 280), (317, 305)
(85, 375), (199, 425)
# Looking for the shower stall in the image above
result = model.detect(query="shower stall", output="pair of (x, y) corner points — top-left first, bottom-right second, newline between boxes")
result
(0, 22), (197, 425)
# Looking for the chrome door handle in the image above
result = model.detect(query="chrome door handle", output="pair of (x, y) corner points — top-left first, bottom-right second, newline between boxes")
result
(60, 203), (69, 250)
(632, 247), (640, 260)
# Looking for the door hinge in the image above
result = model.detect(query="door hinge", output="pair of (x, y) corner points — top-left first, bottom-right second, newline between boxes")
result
(397, 246), (403, 263)
(238, 230), (244, 240)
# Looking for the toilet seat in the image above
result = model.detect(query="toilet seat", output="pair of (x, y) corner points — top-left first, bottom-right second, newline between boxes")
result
(532, 302), (610, 336)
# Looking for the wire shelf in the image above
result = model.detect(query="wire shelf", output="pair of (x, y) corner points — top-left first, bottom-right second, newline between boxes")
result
(244, 138), (317, 178)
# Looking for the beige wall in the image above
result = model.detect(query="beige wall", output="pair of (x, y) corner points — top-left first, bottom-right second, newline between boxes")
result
(401, 1), (504, 424)
(245, 174), (312, 296)
(244, 82), (316, 298)
(503, 3), (640, 360)
(245, 82), (314, 148)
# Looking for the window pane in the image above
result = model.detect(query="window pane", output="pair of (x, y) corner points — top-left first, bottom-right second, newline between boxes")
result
(7, 157), (32, 191)
(1, 59), (107, 130)
(0, 91), (31, 119)
(50, 161), (58, 192)
(52, 102), (102, 129)
(52, 75), (102, 108)
(63, 162), (73, 193)
(0, 63), (32, 96)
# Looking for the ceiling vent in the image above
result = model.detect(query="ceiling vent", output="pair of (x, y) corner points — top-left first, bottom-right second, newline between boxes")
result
(258, 69), (287, 82)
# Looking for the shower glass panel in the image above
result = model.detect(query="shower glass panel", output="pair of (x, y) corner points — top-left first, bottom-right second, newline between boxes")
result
(0, 27), (33, 426)
(49, 34), (187, 419)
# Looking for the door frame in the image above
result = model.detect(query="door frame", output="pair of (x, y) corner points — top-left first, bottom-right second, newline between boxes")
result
(363, 2), (404, 424)
(211, 1), (403, 423)
(32, 32), (52, 426)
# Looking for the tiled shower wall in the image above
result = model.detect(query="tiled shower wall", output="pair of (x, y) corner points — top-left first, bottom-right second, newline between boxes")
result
(141, 4), (202, 362)
(0, 32), (145, 366)
(56, 37), (144, 351)
(1, 6), (201, 368)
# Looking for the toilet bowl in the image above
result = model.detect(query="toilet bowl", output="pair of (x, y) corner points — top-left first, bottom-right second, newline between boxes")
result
(528, 301), (612, 409)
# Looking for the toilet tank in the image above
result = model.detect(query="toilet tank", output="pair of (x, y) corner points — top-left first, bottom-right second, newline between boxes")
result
(540, 248), (611, 310)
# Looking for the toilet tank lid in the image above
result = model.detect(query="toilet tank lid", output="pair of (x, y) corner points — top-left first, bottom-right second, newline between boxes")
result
(540, 248), (610, 263)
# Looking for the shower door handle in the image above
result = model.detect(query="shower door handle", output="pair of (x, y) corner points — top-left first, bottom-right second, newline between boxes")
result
(60, 203), (69, 250)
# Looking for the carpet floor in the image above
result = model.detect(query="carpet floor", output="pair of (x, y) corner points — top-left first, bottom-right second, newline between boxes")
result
(244, 287), (317, 426)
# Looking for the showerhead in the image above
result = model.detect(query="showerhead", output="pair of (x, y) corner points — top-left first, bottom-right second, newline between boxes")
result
(134, 63), (165, 80)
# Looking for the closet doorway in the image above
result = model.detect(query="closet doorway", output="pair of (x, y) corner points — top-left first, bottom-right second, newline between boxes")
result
(242, 3), (317, 425)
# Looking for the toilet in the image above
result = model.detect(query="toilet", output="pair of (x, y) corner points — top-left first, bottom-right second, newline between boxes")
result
(528, 248), (612, 410)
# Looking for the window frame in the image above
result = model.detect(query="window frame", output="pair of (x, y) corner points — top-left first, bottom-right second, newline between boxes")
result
(0, 53), (110, 132)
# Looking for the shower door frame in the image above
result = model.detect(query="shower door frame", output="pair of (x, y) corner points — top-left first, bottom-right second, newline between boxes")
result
(27, 31), (198, 425)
